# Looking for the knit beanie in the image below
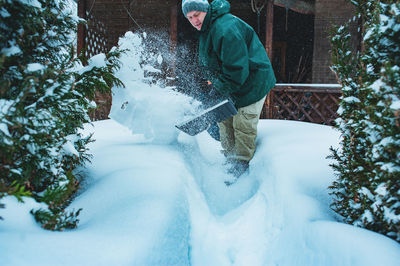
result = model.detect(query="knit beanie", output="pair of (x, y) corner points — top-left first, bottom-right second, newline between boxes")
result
(182, 0), (210, 17)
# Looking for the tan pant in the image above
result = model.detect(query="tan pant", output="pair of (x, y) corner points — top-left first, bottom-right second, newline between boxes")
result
(218, 96), (266, 162)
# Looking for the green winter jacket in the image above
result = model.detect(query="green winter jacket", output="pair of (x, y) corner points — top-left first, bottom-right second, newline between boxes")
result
(198, 0), (276, 108)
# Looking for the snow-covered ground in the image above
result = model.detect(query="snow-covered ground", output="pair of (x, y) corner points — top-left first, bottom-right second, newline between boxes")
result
(1, 119), (400, 266)
(1, 31), (399, 265)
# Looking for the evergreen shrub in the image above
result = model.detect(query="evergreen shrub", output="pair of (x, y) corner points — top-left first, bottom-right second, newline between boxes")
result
(330, 0), (400, 242)
(0, 0), (123, 230)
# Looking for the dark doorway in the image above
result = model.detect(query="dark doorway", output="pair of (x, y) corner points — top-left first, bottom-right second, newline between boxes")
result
(272, 6), (315, 83)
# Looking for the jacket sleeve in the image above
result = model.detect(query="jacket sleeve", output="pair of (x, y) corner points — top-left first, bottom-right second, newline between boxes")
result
(210, 27), (250, 96)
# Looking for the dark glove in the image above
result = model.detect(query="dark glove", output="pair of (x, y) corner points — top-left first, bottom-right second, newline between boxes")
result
(200, 81), (225, 109)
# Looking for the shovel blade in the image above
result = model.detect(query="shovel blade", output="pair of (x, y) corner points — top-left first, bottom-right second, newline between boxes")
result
(176, 99), (237, 136)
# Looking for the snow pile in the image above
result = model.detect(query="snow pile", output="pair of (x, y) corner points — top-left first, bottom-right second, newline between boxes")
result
(109, 32), (200, 144)
(0, 121), (191, 266)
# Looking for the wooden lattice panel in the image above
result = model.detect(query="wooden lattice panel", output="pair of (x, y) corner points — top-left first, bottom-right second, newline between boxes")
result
(83, 12), (111, 121)
(263, 85), (342, 125)
(84, 12), (108, 58)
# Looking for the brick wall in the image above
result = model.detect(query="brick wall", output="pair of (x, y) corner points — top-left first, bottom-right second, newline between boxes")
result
(312, 0), (358, 83)
(129, 0), (174, 31)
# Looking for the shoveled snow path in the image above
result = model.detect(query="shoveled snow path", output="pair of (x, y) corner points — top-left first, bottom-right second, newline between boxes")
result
(178, 120), (400, 266)
(178, 132), (283, 265)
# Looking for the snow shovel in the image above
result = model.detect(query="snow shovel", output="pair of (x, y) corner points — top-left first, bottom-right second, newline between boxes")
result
(175, 98), (238, 136)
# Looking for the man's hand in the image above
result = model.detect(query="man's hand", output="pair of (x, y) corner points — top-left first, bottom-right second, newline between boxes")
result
(199, 80), (225, 108)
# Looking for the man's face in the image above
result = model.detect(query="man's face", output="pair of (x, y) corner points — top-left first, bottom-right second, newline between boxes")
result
(186, 11), (207, 31)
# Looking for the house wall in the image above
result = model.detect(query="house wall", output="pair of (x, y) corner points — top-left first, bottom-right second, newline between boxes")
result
(81, 0), (176, 51)
(312, 0), (358, 83)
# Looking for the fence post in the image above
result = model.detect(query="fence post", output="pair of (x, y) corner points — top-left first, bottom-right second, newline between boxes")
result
(265, 0), (274, 60)
(263, 0), (274, 119)
(77, 0), (86, 56)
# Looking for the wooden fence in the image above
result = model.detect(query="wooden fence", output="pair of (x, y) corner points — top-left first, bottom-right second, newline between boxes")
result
(261, 84), (342, 125)
(77, 0), (109, 58)
(77, 2), (111, 121)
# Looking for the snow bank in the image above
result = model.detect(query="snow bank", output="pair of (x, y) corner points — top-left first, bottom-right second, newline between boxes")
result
(0, 120), (191, 266)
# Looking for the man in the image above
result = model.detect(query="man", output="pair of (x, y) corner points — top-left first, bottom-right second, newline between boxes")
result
(182, 0), (276, 178)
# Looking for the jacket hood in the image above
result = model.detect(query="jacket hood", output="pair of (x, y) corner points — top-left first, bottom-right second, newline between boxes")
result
(210, 0), (230, 22)
(200, 0), (230, 32)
